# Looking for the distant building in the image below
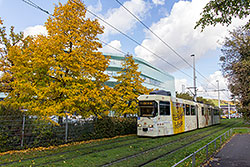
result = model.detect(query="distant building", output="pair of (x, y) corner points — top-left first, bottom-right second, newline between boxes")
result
(220, 100), (237, 115)
(0, 53), (176, 100)
(103, 52), (176, 97)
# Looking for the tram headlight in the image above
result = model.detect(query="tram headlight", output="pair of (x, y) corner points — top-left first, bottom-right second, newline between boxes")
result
(138, 124), (142, 127)
(148, 124), (153, 128)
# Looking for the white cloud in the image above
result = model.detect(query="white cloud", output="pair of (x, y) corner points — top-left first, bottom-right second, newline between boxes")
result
(87, 0), (102, 18)
(134, 0), (249, 72)
(199, 71), (230, 100)
(152, 0), (165, 5)
(100, 40), (123, 54)
(198, 71), (230, 100)
(23, 25), (47, 37)
(175, 78), (189, 93)
(100, 0), (149, 37)
(176, 71), (231, 100)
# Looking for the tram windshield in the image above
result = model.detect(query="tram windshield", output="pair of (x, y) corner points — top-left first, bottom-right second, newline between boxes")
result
(139, 101), (158, 117)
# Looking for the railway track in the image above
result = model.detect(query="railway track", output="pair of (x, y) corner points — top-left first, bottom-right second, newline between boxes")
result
(36, 122), (233, 166)
(101, 122), (237, 167)
(0, 135), (143, 166)
(0, 121), (237, 167)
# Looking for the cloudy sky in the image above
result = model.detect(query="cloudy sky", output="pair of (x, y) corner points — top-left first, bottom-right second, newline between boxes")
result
(0, 0), (247, 100)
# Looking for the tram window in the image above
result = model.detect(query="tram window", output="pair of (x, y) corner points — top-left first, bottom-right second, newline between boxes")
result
(160, 101), (170, 115)
(139, 101), (158, 117)
(185, 104), (190, 115)
(191, 105), (196, 115)
(183, 104), (186, 113)
(202, 107), (204, 115)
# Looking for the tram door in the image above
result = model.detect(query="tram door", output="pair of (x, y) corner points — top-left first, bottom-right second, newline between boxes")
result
(196, 105), (199, 129)
(211, 109), (214, 125)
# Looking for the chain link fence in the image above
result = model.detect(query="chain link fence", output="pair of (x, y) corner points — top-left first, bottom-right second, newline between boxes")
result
(0, 112), (137, 152)
(0, 114), (95, 152)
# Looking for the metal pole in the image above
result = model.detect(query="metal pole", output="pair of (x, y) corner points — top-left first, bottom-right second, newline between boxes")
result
(192, 153), (196, 167)
(65, 112), (68, 143)
(217, 80), (220, 109)
(228, 102), (231, 119)
(21, 115), (26, 147)
(191, 54), (197, 101)
(206, 145), (209, 159)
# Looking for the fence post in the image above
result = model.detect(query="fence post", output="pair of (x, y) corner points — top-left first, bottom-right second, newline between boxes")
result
(192, 153), (196, 167)
(206, 145), (208, 159)
(65, 112), (68, 143)
(21, 115), (26, 147)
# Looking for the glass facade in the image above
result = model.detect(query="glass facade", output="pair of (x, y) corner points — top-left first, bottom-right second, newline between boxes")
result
(103, 52), (176, 97)
(0, 53), (176, 99)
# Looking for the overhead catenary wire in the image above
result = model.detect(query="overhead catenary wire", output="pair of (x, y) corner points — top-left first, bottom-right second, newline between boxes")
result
(98, 39), (128, 55)
(82, 3), (230, 99)
(71, 0), (193, 80)
(22, 0), (53, 16)
(21, 0), (215, 98)
(21, 0), (230, 100)
(114, 0), (231, 99)
(22, 0), (126, 56)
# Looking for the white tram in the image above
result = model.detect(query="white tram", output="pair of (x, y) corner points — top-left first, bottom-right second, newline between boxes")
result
(137, 90), (220, 137)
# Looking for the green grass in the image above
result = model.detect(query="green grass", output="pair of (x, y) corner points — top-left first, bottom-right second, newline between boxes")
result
(0, 119), (248, 167)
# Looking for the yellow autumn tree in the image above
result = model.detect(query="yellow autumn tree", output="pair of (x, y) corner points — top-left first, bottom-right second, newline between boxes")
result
(0, 0), (110, 118)
(112, 54), (150, 116)
(0, 18), (27, 94)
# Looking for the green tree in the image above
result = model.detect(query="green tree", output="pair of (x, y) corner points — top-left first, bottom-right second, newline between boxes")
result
(220, 27), (250, 119)
(196, 96), (215, 107)
(176, 92), (193, 100)
(112, 54), (149, 116)
(176, 92), (215, 106)
(195, 0), (250, 31)
(0, 0), (110, 118)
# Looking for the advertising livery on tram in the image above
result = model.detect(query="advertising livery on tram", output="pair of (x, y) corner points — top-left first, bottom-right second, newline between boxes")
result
(137, 90), (220, 137)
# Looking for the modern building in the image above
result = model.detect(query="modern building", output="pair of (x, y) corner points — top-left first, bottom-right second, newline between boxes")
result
(220, 100), (237, 114)
(0, 53), (176, 100)
(103, 52), (176, 97)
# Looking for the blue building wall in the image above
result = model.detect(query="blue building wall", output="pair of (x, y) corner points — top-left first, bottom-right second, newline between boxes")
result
(0, 53), (176, 99)
(103, 53), (176, 97)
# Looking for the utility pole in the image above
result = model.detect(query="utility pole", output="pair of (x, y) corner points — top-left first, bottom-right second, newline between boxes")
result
(191, 54), (197, 101)
(216, 80), (220, 109)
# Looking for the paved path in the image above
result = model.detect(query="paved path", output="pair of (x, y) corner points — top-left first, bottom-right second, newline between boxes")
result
(208, 134), (250, 167)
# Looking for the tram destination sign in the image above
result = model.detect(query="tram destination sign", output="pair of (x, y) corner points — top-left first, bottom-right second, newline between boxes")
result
(139, 101), (155, 106)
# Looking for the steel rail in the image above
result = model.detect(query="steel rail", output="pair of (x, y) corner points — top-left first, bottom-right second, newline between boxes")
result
(137, 122), (237, 167)
(99, 122), (235, 166)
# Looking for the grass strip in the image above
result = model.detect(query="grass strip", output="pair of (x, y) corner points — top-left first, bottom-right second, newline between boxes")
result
(43, 123), (230, 167)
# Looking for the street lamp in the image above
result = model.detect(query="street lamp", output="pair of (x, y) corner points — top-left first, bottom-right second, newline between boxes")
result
(191, 54), (197, 101)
